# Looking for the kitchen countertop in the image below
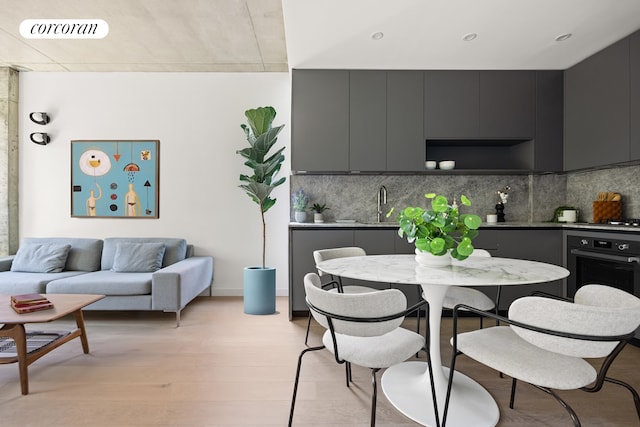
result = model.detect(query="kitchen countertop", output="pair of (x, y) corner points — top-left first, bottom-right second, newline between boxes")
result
(289, 221), (640, 233)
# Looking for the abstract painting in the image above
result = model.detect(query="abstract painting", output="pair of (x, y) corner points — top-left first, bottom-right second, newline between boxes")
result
(71, 140), (159, 218)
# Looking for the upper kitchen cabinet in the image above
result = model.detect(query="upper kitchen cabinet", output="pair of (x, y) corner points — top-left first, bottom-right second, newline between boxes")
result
(479, 71), (535, 138)
(386, 71), (425, 171)
(534, 71), (564, 172)
(291, 70), (349, 171)
(350, 71), (387, 171)
(564, 37), (630, 170)
(292, 69), (424, 172)
(424, 70), (535, 139)
(424, 71), (479, 138)
(631, 30), (640, 160)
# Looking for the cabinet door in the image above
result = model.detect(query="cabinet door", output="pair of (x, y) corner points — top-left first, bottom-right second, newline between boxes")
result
(534, 71), (564, 171)
(564, 37), (630, 170)
(631, 31), (640, 160)
(387, 71), (425, 171)
(479, 71), (535, 138)
(350, 71), (387, 171)
(291, 70), (349, 171)
(424, 71), (479, 138)
(289, 229), (353, 317)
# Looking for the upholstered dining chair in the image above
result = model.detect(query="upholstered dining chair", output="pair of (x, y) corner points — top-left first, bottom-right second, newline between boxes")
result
(441, 249), (500, 328)
(442, 284), (640, 427)
(305, 247), (376, 345)
(289, 272), (439, 427)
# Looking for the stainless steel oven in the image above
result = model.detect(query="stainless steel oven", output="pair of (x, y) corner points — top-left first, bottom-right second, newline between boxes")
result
(567, 230), (640, 342)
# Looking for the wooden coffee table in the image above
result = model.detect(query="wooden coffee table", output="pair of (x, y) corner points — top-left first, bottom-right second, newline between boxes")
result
(0, 293), (104, 395)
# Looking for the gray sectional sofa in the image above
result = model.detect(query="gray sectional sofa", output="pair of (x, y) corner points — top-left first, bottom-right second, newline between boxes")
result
(0, 237), (213, 326)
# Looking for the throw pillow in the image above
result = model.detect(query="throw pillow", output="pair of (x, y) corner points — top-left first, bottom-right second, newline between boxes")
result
(11, 243), (72, 273)
(111, 242), (166, 272)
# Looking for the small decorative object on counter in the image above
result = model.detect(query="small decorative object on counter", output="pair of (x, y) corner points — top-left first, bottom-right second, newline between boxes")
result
(311, 203), (329, 223)
(495, 185), (511, 222)
(292, 188), (309, 222)
(395, 193), (482, 265)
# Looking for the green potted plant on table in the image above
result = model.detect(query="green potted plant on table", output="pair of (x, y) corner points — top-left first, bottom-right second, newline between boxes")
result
(396, 193), (482, 267)
(237, 106), (285, 314)
(292, 188), (309, 222)
(311, 203), (329, 223)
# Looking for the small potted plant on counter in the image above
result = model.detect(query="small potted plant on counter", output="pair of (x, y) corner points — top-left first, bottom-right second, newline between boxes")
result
(292, 188), (309, 222)
(396, 193), (482, 267)
(311, 203), (330, 223)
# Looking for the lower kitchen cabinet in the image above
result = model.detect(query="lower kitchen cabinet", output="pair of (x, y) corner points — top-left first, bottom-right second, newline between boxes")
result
(288, 226), (564, 318)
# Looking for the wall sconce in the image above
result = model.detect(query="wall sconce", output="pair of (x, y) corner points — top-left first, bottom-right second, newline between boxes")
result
(29, 112), (50, 125)
(30, 132), (50, 145)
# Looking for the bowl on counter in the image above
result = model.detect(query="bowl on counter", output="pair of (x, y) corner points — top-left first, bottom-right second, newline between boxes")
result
(425, 160), (437, 170)
(439, 160), (455, 170)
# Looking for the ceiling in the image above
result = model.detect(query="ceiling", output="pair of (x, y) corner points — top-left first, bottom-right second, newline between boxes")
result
(1, 0), (640, 72)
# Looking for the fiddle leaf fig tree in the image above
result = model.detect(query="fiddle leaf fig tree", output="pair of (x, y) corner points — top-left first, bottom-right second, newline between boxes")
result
(397, 193), (482, 261)
(237, 106), (285, 268)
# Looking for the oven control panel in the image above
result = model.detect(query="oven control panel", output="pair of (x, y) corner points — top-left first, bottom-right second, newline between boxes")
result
(570, 235), (640, 255)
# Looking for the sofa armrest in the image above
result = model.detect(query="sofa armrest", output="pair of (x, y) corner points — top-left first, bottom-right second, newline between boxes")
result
(151, 256), (213, 311)
(0, 255), (15, 272)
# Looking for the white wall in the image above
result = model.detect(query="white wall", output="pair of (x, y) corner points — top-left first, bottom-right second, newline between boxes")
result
(18, 72), (291, 296)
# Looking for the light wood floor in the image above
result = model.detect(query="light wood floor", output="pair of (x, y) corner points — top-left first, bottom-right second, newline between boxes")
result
(0, 296), (638, 427)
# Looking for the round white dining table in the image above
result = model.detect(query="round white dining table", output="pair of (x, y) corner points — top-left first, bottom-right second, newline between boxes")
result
(316, 254), (570, 427)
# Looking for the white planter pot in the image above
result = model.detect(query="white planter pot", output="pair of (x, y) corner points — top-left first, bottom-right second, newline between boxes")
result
(294, 211), (307, 223)
(314, 213), (324, 223)
(414, 248), (451, 267)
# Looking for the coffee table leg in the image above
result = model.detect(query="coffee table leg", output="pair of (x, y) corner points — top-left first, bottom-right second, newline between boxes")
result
(4, 324), (30, 395)
(73, 309), (90, 353)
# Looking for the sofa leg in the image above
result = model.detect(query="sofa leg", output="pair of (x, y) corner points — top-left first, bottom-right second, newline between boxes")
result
(176, 310), (181, 327)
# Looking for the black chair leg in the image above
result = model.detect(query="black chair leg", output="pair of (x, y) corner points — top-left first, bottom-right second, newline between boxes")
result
(370, 368), (381, 427)
(289, 345), (324, 427)
(509, 378), (518, 409)
(304, 312), (312, 346)
(603, 377), (640, 420)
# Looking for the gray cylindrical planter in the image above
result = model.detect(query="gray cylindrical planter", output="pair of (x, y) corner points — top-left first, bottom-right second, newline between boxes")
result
(243, 266), (276, 315)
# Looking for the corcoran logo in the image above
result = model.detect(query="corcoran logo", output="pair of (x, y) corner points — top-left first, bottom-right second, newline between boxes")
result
(20, 19), (109, 39)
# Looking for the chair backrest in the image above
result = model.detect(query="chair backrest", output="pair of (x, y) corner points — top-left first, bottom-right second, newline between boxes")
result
(313, 247), (366, 276)
(509, 284), (640, 358)
(304, 272), (405, 337)
(471, 249), (491, 257)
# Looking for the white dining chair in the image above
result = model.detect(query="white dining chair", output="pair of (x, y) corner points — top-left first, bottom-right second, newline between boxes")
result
(442, 284), (640, 427)
(289, 272), (439, 427)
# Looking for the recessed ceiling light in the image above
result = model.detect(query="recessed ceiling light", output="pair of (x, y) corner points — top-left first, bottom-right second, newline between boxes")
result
(462, 33), (477, 42)
(555, 33), (572, 42)
(371, 32), (384, 41)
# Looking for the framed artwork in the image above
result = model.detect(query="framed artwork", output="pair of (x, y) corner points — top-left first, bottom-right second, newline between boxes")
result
(71, 140), (159, 218)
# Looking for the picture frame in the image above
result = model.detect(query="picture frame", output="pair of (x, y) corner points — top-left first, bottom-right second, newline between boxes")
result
(71, 140), (159, 218)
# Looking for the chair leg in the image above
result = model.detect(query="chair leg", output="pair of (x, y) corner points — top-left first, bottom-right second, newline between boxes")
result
(533, 385), (581, 427)
(370, 368), (381, 427)
(345, 362), (352, 387)
(603, 377), (640, 420)
(288, 345), (324, 427)
(304, 312), (312, 346)
(509, 378), (518, 409)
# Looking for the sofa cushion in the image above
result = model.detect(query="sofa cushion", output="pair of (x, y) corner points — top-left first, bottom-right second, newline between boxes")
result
(46, 271), (152, 296)
(10, 242), (71, 273)
(0, 271), (88, 294)
(112, 242), (166, 272)
(101, 238), (187, 270)
(20, 237), (103, 272)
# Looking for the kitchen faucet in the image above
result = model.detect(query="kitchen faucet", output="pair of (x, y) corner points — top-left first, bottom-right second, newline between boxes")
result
(377, 185), (387, 223)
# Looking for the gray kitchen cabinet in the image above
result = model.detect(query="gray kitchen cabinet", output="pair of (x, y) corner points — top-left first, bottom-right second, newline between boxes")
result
(479, 71), (535, 138)
(350, 71), (387, 171)
(424, 71), (480, 138)
(386, 71), (425, 171)
(564, 37), (630, 170)
(534, 71), (564, 172)
(289, 228), (353, 317)
(291, 70), (349, 171)
(631, 30), (640, 160)
(474, 228), (563, 310)
(289, 226), (564, 317)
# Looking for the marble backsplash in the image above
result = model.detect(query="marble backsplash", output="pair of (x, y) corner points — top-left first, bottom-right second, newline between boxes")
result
(290, 163), (639, 224)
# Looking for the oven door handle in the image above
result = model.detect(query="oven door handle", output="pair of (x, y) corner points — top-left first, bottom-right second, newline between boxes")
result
(570, 249), (640, 264)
